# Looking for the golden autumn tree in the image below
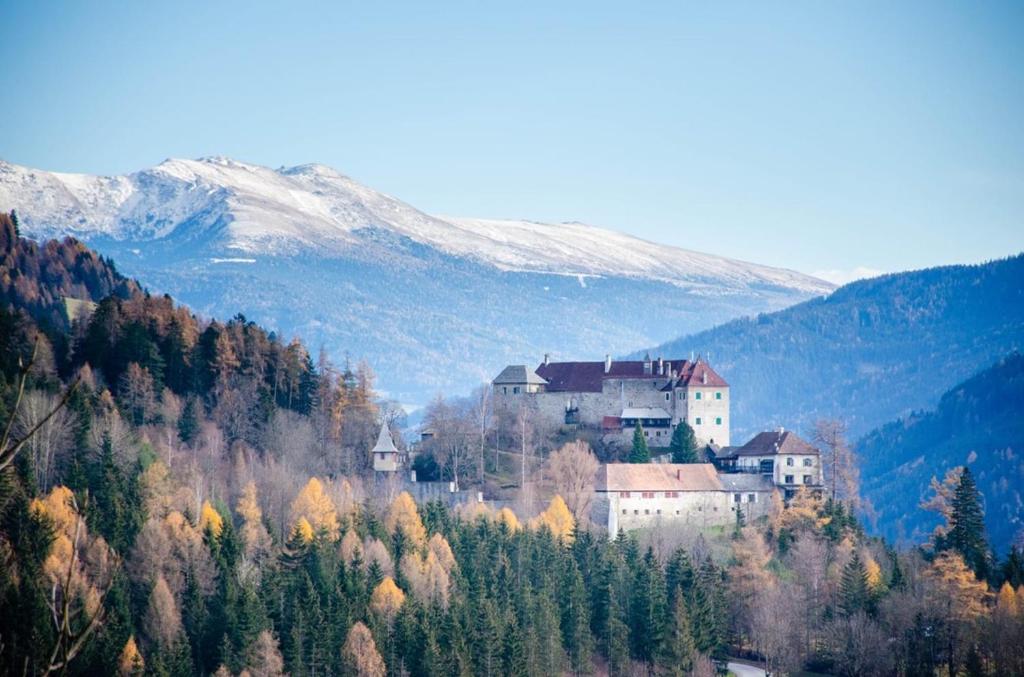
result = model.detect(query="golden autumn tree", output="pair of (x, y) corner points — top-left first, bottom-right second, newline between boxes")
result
(384, 492), (426, 547)
(291, 477), (340, 540)
(30, 485), (116, 667)
(496, 506), (521, 531)
(370, 576), (406, 619)
(530, 495), (575, 542)
(199, 500), (224, 538)
(292, 517), (315, 544)
(924, 552), (990, 676)
(342, 622), (386, 677)
(118, 636), (145, 676)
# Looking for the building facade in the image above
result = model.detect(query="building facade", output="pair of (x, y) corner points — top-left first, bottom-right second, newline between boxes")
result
(592, 463), (772, 538)
(493, 354), (730, 448)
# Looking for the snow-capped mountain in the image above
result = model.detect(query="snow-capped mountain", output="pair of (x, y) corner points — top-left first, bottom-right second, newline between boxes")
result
(0, 157), (832, 401)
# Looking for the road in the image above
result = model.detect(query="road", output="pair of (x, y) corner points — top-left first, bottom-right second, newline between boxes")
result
(727, 660), (767, 677)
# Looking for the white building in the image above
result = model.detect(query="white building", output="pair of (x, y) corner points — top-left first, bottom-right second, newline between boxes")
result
(593, 463), (773, 538)
(493, 354), (730, 448)
(731, 429), (824, 499)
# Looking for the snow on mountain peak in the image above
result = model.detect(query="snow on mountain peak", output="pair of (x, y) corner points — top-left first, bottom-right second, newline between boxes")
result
(0, 157), (832, 294)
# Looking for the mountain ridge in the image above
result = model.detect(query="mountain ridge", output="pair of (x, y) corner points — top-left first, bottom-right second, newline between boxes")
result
(630, 254), (1024, 440)
(0, 157), (831, 402)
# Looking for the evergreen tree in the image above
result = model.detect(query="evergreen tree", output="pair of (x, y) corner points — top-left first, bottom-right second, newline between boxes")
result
(178, 396), (200, 445)
(629, 548), (666, 664)
(839, 551), (870, 617)
(561, 561), (593, 675)
(629, 421), (650, 464)
(658, 591), (696, 676)
(669, 421), (699, 464)
(947, 467), (990, 579)
(1001, 546), (1024, 588)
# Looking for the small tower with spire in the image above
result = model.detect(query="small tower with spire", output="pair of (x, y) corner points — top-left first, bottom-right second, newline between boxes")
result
(372, 421), (401, 472)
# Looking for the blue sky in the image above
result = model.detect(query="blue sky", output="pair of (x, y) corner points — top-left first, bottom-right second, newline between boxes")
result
(1, 1), (1021, 281)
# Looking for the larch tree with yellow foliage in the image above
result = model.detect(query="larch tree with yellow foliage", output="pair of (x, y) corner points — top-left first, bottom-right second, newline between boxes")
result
(236, 481), (272, 561)
(199, 500), (224, 538)
(925, 552), (989, 676)
(290, 477), (340, 540)
(370, 576), (406, 619)
(384, 491), (426, 548)
(118, 636), (145, 676)
(531, 495), (575, 543)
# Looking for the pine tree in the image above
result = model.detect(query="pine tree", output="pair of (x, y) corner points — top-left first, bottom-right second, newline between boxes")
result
(629, 421), (650, 464)
(561, 562), (593, 675)
(178, 396), (200, 445)
(839, 551), (870, 617)
(658, 592), (696, 676)
(1001, 546), (1024, 588)
(669, 422), (699, 463)
(947, 467), (990, 579)
(629, 548), (666, 665)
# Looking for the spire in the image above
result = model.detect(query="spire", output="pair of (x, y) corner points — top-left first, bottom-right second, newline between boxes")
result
(372, 422), (398, 453)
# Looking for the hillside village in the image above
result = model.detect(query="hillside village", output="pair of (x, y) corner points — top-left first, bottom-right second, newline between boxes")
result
(373, 353), (824, 538)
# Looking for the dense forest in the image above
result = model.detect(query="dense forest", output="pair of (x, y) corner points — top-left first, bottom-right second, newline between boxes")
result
(634, 254), (1024, 440)
(3, 213), (1024, 676)
(859, 352), (1024, 553)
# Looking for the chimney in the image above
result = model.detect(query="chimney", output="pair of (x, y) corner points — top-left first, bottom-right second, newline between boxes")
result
(605, 354), (612, 373)
(778, 426), (785, 435)
(544, 353), (550, 366)
(658, 357), (664, 375)
(690, 350), (695, 363)
(702, 370), (707, 385)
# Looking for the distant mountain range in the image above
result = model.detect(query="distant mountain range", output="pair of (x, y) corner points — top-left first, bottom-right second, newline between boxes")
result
(0, 157), (830, 402)
(859, 353), (1024, 553)
(632, 255), (1024, 440)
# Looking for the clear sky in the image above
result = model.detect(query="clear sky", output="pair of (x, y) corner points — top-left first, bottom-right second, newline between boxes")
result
(1, 1), (1021, 281)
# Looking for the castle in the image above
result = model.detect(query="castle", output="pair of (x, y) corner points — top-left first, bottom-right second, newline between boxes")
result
(492, 353), (730, 448)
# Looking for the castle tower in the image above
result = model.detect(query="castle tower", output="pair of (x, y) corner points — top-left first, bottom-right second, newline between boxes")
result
(372, 422), (400, 472)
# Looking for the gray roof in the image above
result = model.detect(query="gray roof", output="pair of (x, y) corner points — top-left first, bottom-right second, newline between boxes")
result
(735, 430), (820, 457)
(718, 474), (776, 492)
(372, 423), (399, 453)
(620, 407), (671, 419)
(493, 365), (548, 385)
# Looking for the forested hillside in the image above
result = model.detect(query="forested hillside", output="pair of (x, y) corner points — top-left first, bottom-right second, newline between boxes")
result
(859, 353), (1024, 553)
(634, 255), (1024, 439)
(3, 217), (1024, 676)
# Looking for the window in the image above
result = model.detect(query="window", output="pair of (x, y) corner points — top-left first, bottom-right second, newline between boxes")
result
(634, 510), (639, 515)
(622, 509), (627, 514)
(803, 475), (813, 484)
(675, 510), (680, 515)
(786, 457), (794, 467)
(715, 417), (722, 425)
(502, 386), (507, 394)
(656, 509), (661, 515)
(695, 392), (702, 400)
(512, 386), (520, 394)
(695, 417), (702, 425)
(733, 493), (741, 503)
(803, 458), (813, 467)
(784, 475), (794, 484)
(666, 491), (678, 498)
(715, 392), (722, 400)
(665, 393), (670, 401)
(641, 491), (654, 499)
(748, 493), (756, 503)
(644, 509), (650, 515)
(621, 491), (631, 498)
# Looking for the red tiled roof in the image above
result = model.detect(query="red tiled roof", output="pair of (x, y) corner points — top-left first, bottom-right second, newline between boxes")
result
(676, 359), (728, 388)
(535, 358), (695, 392)
(602, 416), (621, 431)
(595, 463), (723, 492)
